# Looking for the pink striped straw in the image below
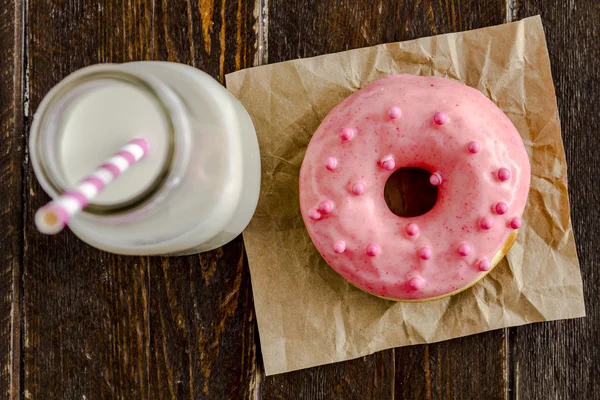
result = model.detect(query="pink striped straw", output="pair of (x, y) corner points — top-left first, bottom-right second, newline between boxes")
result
(35, 138), (149, 235)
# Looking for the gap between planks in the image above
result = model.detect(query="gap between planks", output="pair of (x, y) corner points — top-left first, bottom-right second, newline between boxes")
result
(506, 0), (516, 23)
(13, 0), (27, 397)
(254, 0), (268, 66)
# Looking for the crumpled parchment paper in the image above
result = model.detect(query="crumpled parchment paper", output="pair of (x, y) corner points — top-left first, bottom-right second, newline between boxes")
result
(226, 15), (585, 375)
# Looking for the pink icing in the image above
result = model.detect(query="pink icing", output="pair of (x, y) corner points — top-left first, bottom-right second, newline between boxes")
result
(299, 74), (531, 301)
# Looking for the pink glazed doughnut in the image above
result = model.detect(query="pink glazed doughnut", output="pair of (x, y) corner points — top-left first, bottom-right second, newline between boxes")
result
(299, 75), (531, 301)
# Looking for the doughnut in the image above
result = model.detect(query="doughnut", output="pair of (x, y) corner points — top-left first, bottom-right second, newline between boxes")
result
(299, 74), (531, 301)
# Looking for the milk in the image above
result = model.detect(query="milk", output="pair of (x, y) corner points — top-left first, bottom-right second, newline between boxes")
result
(59, 84), (170, 205)
(30, 63), (261, 255)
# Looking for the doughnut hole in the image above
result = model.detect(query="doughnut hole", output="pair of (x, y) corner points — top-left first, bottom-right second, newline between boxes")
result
(384, 167), (438, 217)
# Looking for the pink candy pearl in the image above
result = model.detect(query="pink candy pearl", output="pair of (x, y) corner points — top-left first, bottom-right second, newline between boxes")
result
(458, 242), (471, 256)
(333, 241), (346, 254)
(387, 106), (401, 119)
(325, 157), (337, 171)
(381, 158), (396, 171)
(339, 127), (355, 141)
(318, 200), (333, 214)
(510, 217), (522, 229)
(409, 276), (425, 290)
(497, 167), (511, 181)
(433, 112), (448, 125)
(308, 208), (321, 220)
(366, 243), (380, 257)
(406, 223), (420, 237)
(418, 247), (432, 260)
(478, 259), (491, 271)
(430, 171), (443, 186)
(468, 141), (481, 153)
(480, 216), (494, 230)
(495, 202), (508, 215)
(352, 181), (366, 196)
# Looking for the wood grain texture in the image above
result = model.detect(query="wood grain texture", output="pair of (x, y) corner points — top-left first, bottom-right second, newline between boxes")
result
(267, 0), (507, 62)
(152, 0), (256, 82)
(0, 0), (23, 398)
(147, 240), (256, 399)
(511, 2), (600, 399)
(395, 331), (509, 400)
(24, 0), (257, 398)
(257, 351), (395, 400)
(24, 0), (153, 397)
(261, 1), (509, 398)
(147, 0), (257, 398)
(16, 0), (600, 398)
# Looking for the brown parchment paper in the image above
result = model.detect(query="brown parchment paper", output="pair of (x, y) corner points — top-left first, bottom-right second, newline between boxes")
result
(226, 16), (585, 376)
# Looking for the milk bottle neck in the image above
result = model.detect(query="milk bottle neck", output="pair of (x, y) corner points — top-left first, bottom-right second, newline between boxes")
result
(30, 65), (193, 218)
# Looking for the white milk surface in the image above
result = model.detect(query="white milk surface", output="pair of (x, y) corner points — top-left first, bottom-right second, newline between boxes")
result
(59, 83), (170, 205)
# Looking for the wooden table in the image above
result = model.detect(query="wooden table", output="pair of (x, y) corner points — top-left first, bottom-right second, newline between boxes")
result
(1, 0), (598, 398)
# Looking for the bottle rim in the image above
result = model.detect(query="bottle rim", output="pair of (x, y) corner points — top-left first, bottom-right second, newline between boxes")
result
(29, 65), (192, 217)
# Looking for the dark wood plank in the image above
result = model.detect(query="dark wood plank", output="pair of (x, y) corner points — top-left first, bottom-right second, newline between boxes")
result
(0, 0), (23, 397)
(24, 1), (154, 397)
(147, 240), (256, 399)
(511, 2), (600, 399)
(152, 0), (256, 82)
(262, 0), (509, 398)
(395, 332), (508, 400)
(147, 0), (258, 398)
(257, 351), (395, 400)
(268, 0), (507, 61)
(25, 0), (258, 398)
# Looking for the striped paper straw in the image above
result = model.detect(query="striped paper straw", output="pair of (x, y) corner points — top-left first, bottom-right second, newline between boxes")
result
(35, 138), (149, 235)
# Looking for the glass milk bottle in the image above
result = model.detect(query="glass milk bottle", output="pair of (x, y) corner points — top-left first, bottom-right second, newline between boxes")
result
(29, 63), (261, 255)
